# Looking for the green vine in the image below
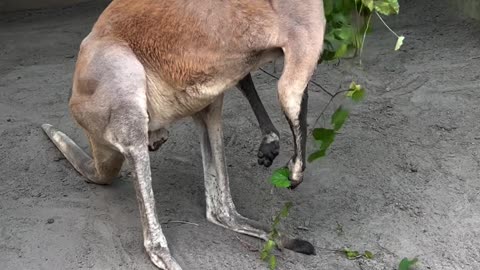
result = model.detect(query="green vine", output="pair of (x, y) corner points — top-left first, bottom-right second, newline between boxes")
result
(261, 0), (405, 269)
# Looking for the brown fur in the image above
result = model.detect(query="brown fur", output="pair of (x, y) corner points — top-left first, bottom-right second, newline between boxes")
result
(43, 0), (326, 268)
(94, 0), (279, 90)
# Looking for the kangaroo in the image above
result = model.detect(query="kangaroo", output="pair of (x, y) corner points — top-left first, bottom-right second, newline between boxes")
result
(42, 0), (325, 269)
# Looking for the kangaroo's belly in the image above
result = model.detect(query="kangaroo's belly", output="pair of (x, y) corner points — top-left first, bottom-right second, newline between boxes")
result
(144, 47), (282, 131)
(145, 70), (238, 130)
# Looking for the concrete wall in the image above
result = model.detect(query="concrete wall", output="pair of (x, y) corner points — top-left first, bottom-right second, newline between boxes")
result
(1, 0), (479, 20)
(449, 0), (480, 20)
(0, 0), (108, 12)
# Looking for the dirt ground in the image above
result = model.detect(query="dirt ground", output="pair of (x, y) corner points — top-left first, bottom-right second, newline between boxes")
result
(1, 0), (479, 269)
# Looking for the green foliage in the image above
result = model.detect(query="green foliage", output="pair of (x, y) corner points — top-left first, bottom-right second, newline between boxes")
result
(308, 81), (366, 162)
(344, 248), (361, 259)
(323, 0), (403, 61)
(308, 128), (335, 161)
(395, 36), (405, 51)
(371, 0), (399, 15)
(260, 240), (275, 260)
(342, 248), (375, 260)
(364, 250), (374, 259)
(399, 257), (418, 270)
(269, 255), (277, 270)
(270, 168), (291, 188)
(262, 1), (404, 269)
(346, 81), (366, 102)
(261, 202), (293, 269)
(331, 107), (350, 131)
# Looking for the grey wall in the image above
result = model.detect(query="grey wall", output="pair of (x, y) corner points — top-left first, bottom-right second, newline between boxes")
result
(449, 0), (480, 20)
(0, 0), (109, 12)
(1, 0), (479, 20)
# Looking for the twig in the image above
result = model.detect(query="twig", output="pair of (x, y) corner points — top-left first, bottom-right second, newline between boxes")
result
(359, 13), (373, 61)
(235, 236), (259, 252)
(259, 67), (280, 80)
(296, 226), (310, 231)
(375, 11), (400, 38)
(161, 220), (199, 226)
(258, 67), (334, 97)
(311, 88), (350, 131)
(309, 79), (334, 97)
(258, 67), (350, 132)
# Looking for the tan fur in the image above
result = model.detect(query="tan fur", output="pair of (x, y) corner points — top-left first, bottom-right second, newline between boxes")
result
(43, 0), (326, 268)
(74, 0), (287, 129)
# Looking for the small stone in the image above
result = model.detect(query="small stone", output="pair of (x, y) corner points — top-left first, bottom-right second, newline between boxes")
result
(47, 218), (55, 224)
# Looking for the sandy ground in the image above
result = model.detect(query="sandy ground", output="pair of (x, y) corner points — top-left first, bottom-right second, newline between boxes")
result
(1, 0), (479, 269)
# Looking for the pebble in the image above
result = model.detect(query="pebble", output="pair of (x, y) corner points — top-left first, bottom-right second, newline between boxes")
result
(47, 218), (55, 224)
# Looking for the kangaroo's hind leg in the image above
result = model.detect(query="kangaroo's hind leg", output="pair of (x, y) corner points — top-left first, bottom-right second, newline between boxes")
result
(193, 95), (315, 255)
(43, 41), (181, 270)
(237, 73), (279, 167)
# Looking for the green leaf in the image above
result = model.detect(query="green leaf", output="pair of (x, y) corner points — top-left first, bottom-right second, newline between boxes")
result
(395, 35), (405, 51)
(312, 128), (335, 141)
(280, 201), (293, 217)
(270, 228), (279, 239)
(333, 26), (354, 41)
(343, 248), (360, 260)
(362, 0), (374, 11)
(260, 248), (269, 261)
(312, 128), (335, 150)
(364, 250), (374, 259)
(261, 239), (276, 261)
(352, 89), (365, 102)
(331, 107), (350, 131)
(309, 128), (336, 162)
(346, 82), (366, 102)
(270, 168), (291, 188)
(333, 0), (344, 12)
(334, 43), (349, 59)
(308, 149), (327, 162)
(374, 0), (400, 15)
(332, 13), (349, 26)
(269, 255), (277, 270)
(265, 240), (276, 251)
(399, 257), (418, 270)
(324, 0), (334, 16)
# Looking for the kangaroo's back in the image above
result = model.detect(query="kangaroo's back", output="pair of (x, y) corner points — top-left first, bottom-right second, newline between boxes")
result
(90, 0), (281, 88)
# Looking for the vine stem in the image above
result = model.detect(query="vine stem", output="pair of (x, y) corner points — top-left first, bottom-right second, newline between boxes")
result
(355, 3), (365, 55)
(359, 12), (373, 61)
(310, 89), (349, 133)
(259, 67), (334, 97)
(375, 11), (400, 38)
(259, 67), (349, 134)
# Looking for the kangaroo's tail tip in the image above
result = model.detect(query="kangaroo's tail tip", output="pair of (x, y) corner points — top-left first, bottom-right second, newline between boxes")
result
(41, 123), (53, 132)
(283, 238), (316, 255)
